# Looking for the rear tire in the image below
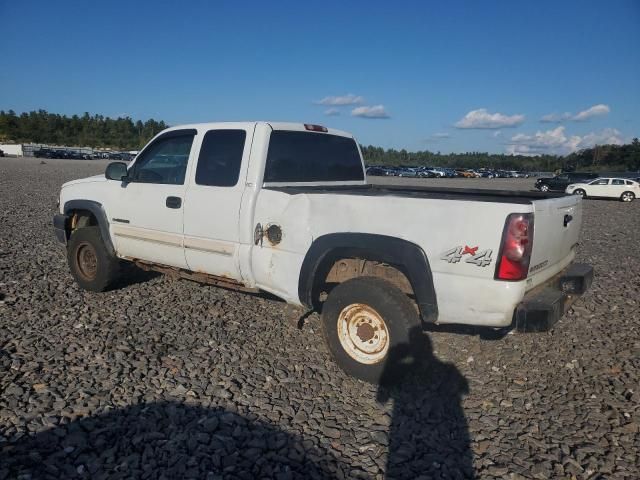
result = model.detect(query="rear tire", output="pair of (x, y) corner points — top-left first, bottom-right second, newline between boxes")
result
(321, 276), (422, 384)
(540, 184), (549, 192)
(67, 227), (121, 291)
(621, 191), (635, 202)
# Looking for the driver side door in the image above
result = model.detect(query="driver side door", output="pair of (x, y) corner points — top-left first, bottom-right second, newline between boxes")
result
(107, 129), (196, 269)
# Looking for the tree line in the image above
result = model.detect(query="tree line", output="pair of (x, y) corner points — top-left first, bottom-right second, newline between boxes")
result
(361, 146), (563, 171)
(0, 110), (168, 150)
(0, 109), (638, 171)
(361, 140), (640, 172)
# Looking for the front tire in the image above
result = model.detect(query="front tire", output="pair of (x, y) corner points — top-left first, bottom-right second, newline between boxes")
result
(67, 227), (121, 291)
(573, 189), (586, 198)
(321, 277), (421, 383)
(540, 184), (550, 192)
(621, 191), (635, 202)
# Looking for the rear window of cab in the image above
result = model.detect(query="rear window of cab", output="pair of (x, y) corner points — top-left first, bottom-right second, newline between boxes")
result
(264, 131), (364, 183)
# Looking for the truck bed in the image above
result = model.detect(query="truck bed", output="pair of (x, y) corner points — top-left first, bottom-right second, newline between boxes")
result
(266, 183), (567, 204)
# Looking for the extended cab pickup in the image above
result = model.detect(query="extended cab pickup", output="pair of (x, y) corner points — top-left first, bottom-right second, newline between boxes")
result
(54, 122), (593, 382)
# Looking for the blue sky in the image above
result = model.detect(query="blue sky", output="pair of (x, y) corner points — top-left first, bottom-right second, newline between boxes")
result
(1, 0), (638, 154)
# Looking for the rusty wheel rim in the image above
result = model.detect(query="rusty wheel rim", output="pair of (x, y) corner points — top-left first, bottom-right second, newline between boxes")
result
(337, 303), (389, 365)
(76, 242), (98, 281)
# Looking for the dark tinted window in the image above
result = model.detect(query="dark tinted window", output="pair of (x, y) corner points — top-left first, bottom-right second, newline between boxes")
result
(195, 130), (246, 187)
(264, 131), (364, 183)
(132, 132), (194, 185)
(570, 172), (597, 180)
(612, 179), (625, 185)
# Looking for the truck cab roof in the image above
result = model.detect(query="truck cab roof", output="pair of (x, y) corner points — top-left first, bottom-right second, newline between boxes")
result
(161, 121), (354, 139)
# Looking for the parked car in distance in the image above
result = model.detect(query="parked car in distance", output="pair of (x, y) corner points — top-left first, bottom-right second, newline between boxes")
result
(478, 170), (496, 178)
(535, 172), (598, 192)
(566, 178), (639, 202)
(455, 169), (476, 178)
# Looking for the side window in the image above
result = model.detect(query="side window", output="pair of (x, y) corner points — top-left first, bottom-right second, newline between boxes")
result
(557, 175), (569, 181)
(612, 179), (625, 185)
(590, 179), (609, 185)
(195, 130), (247, 187)
(132, 133), (195, 185)
(626, 180), (634, 185)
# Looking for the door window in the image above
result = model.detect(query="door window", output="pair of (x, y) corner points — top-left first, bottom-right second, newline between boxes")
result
(611, 179), (625, 185)
(131, 132), (195, 185)
(195, 130), (247, 187)
(589, 179), (609, 185)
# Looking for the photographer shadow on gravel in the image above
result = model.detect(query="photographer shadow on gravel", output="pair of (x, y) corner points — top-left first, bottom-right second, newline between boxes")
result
(377, 327), (474, 479)
(0, 401), (344, 479)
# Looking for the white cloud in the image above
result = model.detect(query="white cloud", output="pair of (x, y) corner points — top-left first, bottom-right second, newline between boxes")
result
(577, 128), (624, 148)
(540, 112), (572, 123)
(315, 94), (364, 106)
(351, 105), (390, 119)
(324, 108), (340, 116)
(455, 108), (524, 129)
(572, 103), (610, 121)
(424, 132), (451, 143)
(540, 104), (610, 123)
(505, 126), (623, 156)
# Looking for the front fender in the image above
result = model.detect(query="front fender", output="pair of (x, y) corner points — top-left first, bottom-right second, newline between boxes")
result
(62, 200), (115, 255)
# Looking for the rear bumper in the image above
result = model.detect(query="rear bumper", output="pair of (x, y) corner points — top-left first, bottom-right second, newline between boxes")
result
(53, 213), (69, 245)
(514, 263), (593, 332)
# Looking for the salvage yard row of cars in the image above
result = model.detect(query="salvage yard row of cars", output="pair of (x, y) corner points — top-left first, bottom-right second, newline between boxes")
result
(33, 147), (135, 161)
(366, 165), (532, 178)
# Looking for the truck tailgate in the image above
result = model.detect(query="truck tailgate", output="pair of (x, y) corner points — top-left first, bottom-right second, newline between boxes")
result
(527, 194), (582, 287)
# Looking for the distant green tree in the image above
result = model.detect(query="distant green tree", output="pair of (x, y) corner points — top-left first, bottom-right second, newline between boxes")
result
(0, 109), (169, 149)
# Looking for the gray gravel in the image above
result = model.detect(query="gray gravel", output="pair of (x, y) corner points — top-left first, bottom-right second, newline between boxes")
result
(1, 157), (638, 479)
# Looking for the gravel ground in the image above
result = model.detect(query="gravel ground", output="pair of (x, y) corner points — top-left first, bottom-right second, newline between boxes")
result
(0, 157), (638, 479)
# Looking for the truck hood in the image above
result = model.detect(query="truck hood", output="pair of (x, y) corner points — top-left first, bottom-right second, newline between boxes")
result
(61, 174), (106, 189)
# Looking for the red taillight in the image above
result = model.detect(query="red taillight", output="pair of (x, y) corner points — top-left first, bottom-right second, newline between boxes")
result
(495, 213), (534, 281)
(304, 124), (328, 132)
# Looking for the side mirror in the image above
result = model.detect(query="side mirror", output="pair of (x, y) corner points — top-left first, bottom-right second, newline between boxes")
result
(105, 162), (129, 181)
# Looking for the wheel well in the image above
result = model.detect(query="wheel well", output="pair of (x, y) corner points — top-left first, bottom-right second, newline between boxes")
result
(299, 234), (438, 324)
(312, 256), (415, 309)
(68, 209), (98, 233)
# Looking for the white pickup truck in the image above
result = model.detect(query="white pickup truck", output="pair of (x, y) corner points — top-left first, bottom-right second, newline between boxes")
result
(54, 122), (593, 382)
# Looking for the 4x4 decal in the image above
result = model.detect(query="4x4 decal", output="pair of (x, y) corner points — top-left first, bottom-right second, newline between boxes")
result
(441, 245), (493, 267)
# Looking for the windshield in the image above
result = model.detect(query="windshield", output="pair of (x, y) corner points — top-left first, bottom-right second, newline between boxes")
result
(264, 131), (364, 183)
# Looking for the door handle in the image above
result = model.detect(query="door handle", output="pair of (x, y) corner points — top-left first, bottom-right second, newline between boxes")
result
(166, 196), (182, 209)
